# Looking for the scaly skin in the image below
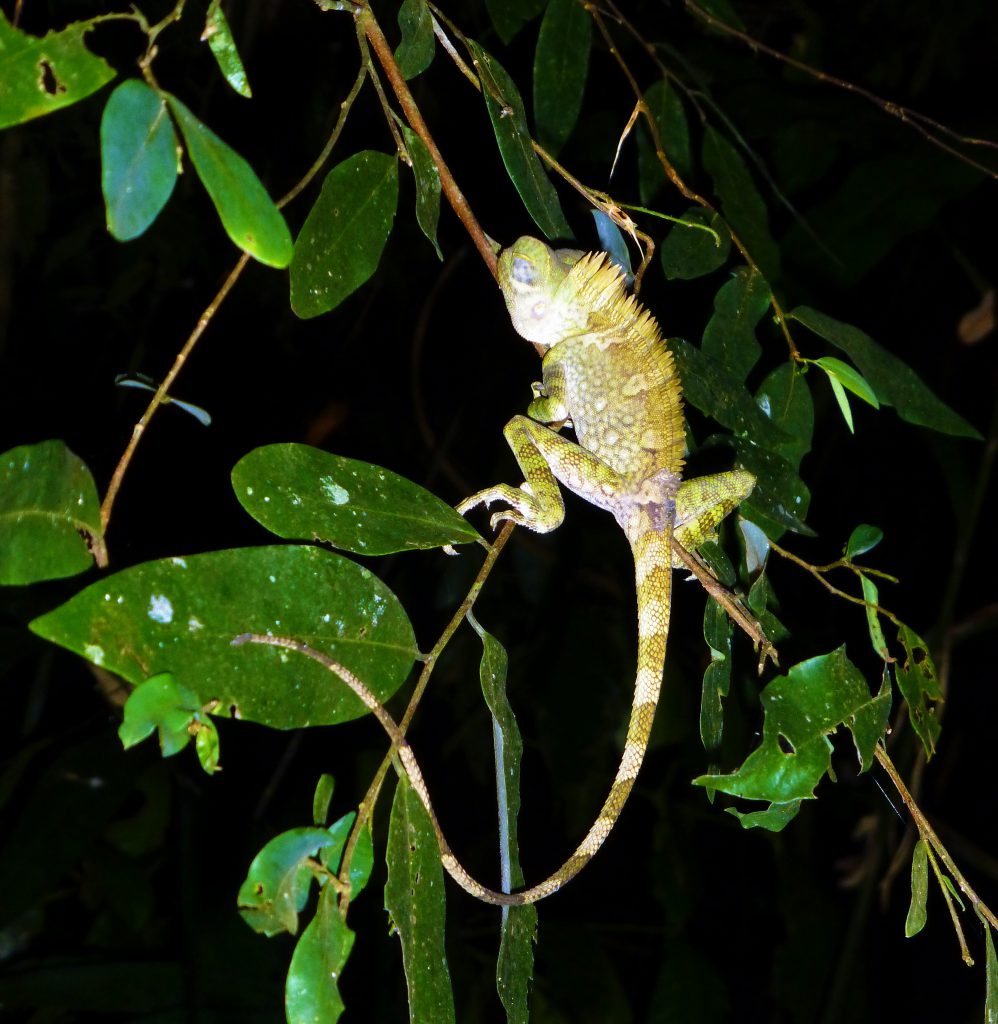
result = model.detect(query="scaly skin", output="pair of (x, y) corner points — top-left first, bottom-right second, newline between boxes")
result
(426, 238), (754, 904)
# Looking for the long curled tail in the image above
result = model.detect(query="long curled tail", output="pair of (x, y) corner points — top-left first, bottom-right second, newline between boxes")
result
(235, 526), (672, 906)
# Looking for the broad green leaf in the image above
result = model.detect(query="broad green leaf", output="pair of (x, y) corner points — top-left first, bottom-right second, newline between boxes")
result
(313, 774), (335, 826)
(286, 884), (355, 1024)
(385, 775), (456, 1024)
(658, 208), (730, 280)
(895, 624), (941, 758)
(395, 0), (434, 80)
(695, 648), (891, 822)
(118, 672), (199, 758)
(754, 363), (814, 468)
(905, 839), (929, 937)
(232, 444), (480, 553)
(533, 0), (591, 156)
(30, 545), (417, 730)
(468, 40), (571, 241)
(0, 440), (103, 585)
(238, 827), (340, 936)
(700, 597), (733, 770)
(702, 126), (780, 284)
(701, 267), (769, 382)
(730, 439), (812, 537)
(789, 306), (980, 439)
(484, 0), (546, 44)
(671, 339), (789, 451)
(290, 150), (399, 317)
(861, 578), (888, 661)
(0, 13), (116, 129)
(166, 94), (292, 267)
(814, 357), (879, 409)
(984, 920), (998, 1024)
(469, 616), (537, 1023)
(637, 79), (692, 201)
(100, 80), (179, 241)
(846, 524), (882, 559)
(204, 0), (252, 98)
(400, 123), (442, 259)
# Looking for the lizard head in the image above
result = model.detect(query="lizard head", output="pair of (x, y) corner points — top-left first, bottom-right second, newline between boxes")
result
(497, 236), (583, 349)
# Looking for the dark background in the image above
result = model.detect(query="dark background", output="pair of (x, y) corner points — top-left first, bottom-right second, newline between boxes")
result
(1, 1), (997, 1021)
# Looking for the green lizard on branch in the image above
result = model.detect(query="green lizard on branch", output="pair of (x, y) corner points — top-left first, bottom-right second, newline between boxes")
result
(243, 236), (755, 905)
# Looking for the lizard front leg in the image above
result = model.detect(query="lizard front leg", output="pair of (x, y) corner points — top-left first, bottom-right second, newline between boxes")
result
(458, 414), (627, 533)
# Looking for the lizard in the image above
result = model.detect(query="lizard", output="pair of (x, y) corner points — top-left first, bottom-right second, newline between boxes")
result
(424, 235), (757, 905)
(241, 238), (757, 906)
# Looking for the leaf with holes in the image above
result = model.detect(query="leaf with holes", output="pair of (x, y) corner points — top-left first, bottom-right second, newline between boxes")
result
(895, 624), (941, 757)
(0, 13), (115, 129)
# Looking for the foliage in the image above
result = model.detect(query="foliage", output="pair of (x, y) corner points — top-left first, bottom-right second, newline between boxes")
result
(1, 1), (997, 1022)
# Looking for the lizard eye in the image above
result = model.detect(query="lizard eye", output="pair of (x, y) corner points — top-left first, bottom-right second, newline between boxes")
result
(531, 301), (547, 318)
(511, 256), (537, 285)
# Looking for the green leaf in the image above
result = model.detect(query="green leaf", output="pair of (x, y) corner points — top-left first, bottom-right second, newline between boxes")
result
(789, 306), (980, 439)
(941, 873), (965, 912)
(313, 774), (335, 826)
(905, 838), (929, 937)
(637, 79), (692, 201)
(118, 672), (198, 758)
(286, 884), (355, 1024)
(484, 0), (546, 44)
(671, 339), (789, 450)
(0, 440), (103, 585)
(533, 0), (591, 156)
(468, 40), (571, 241)
(30, 545), (417, 730)
(100, 80), (179, 241)
(694, 648), (891, 820)
(702, 126), (780, 284)
(344, 820), (374, 896)
(166, 94), (292, 267)
(400, 123), (442, 259)
(204, 0), (252, 98)
(469, 616), (537, 1023)
(730, 439), (813, 537)
(861, 578), (888, 661)
(658, 208), (730, 280)
(194, 718), (220, 773)
(700, 597), (733, 763)
(755, 363), (814, 469)
(726, 800), (802, 832)
(701, 267), (769, 382)
(814, 356), (880, 409)
(592, 210), (633, 282)
(290, 150), (399, 318)
(827, 374), (854, 433)
(846, 524), (882, 559)
(232, 444), (480, 554)
(895, 624), (941, 758)
(395, 0), (434, 80)
(238, 827), (340, 936)
(984, 919), (998, 1024)
(385, 775), (456, 1024)
(0, 13), (116, 129)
